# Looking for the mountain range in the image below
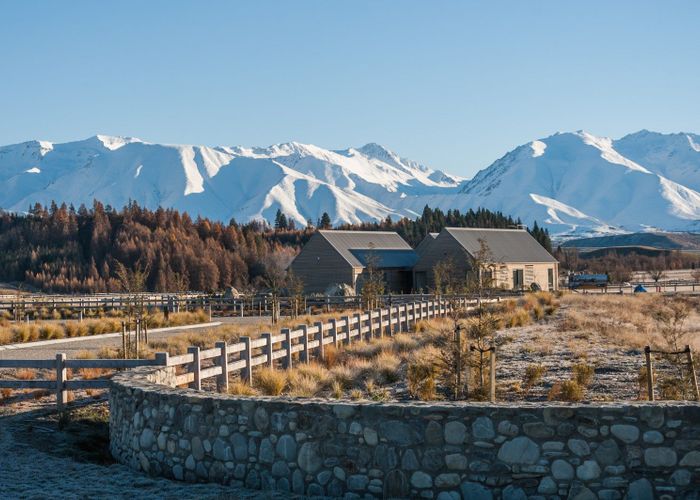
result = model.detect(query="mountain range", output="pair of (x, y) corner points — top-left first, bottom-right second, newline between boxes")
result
(1, 130), (699, 238)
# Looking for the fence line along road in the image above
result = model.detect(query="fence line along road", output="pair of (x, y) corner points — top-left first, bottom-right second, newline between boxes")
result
(0, 291), (516, 319)
(0, 297), (493, 409)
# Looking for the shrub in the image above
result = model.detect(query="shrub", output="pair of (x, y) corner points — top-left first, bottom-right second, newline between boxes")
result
(331, 380), (343, 399)
(548, 380), (584, 402)
(572, 362), (595, 387)
(330, 365), (355, 388)
(364, 379), (390, 401)
(349, 388), (364, 400)
(505, 309), (531, 328)
(255, 368), (287, 395)
(287, 372), (320, 397)
(39, 324), (64, 340)
(1, 388), (13, 399)
(523, 364), (546, 391)
(323, 344), (339, 368)
(407, 359), (437, 401)
(532, 304), (545, 321)
(229, 382), (257, 396)
(15, 368), (36, 380)
(374, 351), (401, 384)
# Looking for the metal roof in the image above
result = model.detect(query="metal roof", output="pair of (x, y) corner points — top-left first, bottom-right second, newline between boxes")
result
(349, 249), (418, 269)
(318, 230), (413, 268)
(444, 227), (557, 263)
(415, 233), (439, 256)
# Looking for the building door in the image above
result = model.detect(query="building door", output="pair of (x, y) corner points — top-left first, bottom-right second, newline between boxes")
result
(512, 269), (524, 290)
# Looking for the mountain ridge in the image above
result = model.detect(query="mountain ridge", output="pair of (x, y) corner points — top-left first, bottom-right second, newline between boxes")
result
(1, 130), (699, 237)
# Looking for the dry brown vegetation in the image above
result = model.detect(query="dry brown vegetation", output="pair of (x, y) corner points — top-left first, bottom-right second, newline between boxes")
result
(0, 309), (209, 346)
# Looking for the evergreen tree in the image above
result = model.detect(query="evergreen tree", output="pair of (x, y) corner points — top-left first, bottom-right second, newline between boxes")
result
(319, 212), (332, 229)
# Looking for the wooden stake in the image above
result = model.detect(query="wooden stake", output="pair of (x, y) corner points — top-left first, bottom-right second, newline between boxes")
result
(489, 347), (496, 403)
(644, 345), (654, 401)
(686, 345), (700, 402)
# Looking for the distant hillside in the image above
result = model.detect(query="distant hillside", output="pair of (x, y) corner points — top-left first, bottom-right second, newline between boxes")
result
(562, 232), (700, 251)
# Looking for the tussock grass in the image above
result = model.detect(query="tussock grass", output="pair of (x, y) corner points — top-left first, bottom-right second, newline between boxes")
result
(255, 368), (287, 395)
(0, 310), (210, 346)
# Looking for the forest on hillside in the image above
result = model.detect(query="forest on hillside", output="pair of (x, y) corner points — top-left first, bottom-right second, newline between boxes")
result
(0, 202), (551, 293)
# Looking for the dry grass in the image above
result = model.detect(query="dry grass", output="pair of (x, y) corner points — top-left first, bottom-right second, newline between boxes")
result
(0, 310), (210, 346)
(255, 368), (287, 395)
(229, 381), (257, 396)
(523, 364), (546, 392)
(548, 380), (585, 402)
(14, 368), (37, 380)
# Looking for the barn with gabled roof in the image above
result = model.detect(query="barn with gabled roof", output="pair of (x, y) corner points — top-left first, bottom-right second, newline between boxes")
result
(289, 230), (417, 294)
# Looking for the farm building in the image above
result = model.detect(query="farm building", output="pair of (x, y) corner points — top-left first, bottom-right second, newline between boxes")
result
(412, 227), (558, 291)
(289, 230), (417, 294)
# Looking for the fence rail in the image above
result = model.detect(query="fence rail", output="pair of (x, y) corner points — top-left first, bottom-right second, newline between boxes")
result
(0, 297), (490, 408)
(0, 291), (515, 320)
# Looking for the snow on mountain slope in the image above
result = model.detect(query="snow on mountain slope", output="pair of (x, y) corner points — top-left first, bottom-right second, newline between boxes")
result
(0, 131), (699, 237)
(0, 135), (459, 227)
(446, 130), (700, 237)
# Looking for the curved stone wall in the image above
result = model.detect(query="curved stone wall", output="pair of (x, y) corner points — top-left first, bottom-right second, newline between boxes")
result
(110, 365), (700, 498)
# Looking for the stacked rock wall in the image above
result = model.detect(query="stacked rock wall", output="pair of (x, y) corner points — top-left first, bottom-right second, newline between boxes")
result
(110, 365), (700, 498)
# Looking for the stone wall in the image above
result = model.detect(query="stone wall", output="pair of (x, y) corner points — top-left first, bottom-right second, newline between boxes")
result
(110, 365), (700, 499)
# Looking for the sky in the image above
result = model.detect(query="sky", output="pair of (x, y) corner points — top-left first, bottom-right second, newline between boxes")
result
(1, 1), (699, 178)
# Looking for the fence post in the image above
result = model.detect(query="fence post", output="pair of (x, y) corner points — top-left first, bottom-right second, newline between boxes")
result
(378, 308), (384, 339)
(644, 345), (654, 401)
(135, 319), (140, 359)
(121, 321), (127, 359)
(55, 353), (67, 410)
(216, 341), (229, 393)
(342, 316), (351, 346)
(261, 333), (273, 368)
(208, 304), (213, 322)
(300, 326), (309, 364)
(686, 345), (700, 401)
(155, 352), (169, 366)
(282, 328), (292, 369)
(489, 347), (497, 403)
(188, 346), (201, 390)
(315, 322), (325, 361)
(354, 313), (361, 344)
(329, 319), (338, 348)
(241, 337), (253, 384)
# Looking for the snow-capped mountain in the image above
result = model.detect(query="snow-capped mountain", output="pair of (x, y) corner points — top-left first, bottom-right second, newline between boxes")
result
(447, 130), (700, 238)
(0, 135), (462, 226)
(0, 131), (699, 238)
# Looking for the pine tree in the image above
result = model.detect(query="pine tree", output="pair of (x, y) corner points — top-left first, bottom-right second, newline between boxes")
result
(319, 212), (332, 229)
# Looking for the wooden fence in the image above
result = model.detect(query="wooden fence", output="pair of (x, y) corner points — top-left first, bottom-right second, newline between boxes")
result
(0, 298), (476, 409)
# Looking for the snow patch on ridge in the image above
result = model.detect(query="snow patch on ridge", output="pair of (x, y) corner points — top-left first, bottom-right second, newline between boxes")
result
(25, 167), (41, 174)
(687, 135), (700, 153)
(96, 135), (143, 151)
(576, 131), (651, 173)
(179, 147), (205, 195)
(658, 176), (700, 219)
(530, 141), (546, 157)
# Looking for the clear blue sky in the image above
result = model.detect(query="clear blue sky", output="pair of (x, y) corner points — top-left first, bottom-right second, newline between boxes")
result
(1, 1), (699, 177)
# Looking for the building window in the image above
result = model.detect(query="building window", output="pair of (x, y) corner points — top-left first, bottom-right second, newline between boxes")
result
(548, 268), (554, 290)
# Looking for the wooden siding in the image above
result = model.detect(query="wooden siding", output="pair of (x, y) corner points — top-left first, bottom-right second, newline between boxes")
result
(412, 232), (472, 291)
(289, 233), (355, 294)
(413, 231), (559, 292)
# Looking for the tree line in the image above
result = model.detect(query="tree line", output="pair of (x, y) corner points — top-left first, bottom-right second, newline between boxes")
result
(0, 201), (552, 293)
